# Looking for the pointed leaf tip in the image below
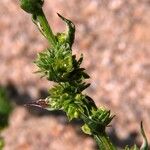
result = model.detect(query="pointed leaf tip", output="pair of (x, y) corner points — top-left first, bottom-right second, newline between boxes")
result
(57, 13), (75, 47)
(140, 122), (149, 150)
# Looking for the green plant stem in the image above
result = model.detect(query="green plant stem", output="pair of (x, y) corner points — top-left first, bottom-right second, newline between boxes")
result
(34, 10), (57, 47)
(94, 132), (116, 150)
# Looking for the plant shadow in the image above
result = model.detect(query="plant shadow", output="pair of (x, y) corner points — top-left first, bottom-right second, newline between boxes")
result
(3, 82), (148, 149)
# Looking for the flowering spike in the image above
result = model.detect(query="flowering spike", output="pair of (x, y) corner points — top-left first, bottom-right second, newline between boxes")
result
(19, 1), (149, 150)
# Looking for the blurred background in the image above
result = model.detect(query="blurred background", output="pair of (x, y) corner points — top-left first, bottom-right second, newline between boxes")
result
(0, 0), (150, 149)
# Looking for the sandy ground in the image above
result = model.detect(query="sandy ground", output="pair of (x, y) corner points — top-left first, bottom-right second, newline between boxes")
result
(0, 0), (150, 149)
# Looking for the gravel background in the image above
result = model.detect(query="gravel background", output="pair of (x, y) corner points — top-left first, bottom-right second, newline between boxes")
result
(0, 0), (150, 149)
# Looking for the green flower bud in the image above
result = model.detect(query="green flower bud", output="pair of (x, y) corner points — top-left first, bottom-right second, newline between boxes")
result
(19, 0), (44, 14)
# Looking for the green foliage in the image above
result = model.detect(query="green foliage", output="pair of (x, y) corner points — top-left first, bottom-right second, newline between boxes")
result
(0, 87), (12, 129)
(0, 137), (4, 150)
(0, 87), (12, 150)
(125, 145), (139, 150)
(19, 1), (149, 149)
